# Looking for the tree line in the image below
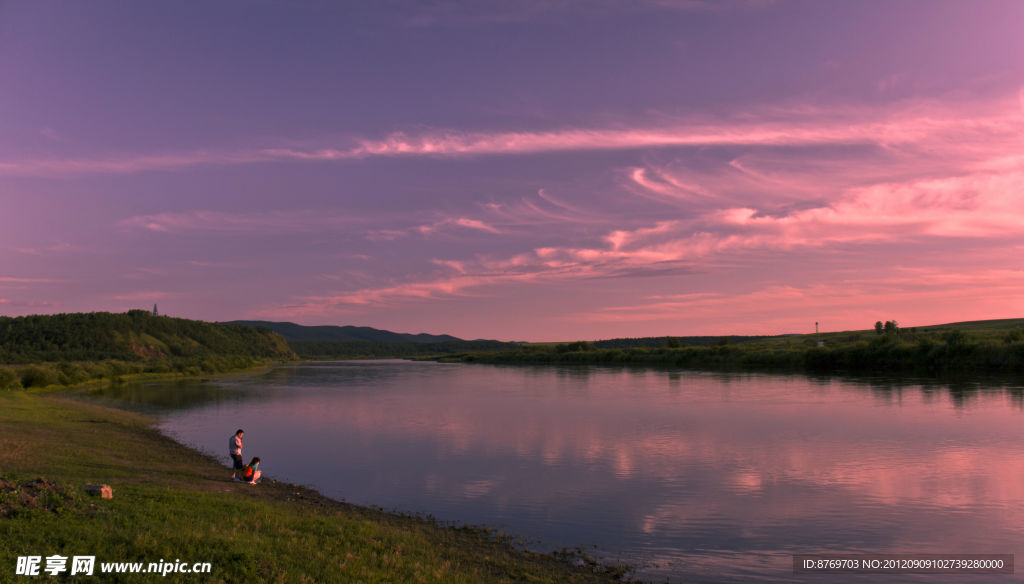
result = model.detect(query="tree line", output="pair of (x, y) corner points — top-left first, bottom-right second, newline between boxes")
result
(452, 325), (1024, 376)
(0, 311), (297, 389)
(289, 340), (520, 360)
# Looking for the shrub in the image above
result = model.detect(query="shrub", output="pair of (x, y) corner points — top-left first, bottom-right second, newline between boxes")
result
(943, 329), (971, 348)
(0, 367), (20, 390)
(56, 362), (91, 386)
(556, 341), (594, 353)
(19, 365), (60, 388)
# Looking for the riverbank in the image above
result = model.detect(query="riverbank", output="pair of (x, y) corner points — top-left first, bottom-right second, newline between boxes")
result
(444, 322), (1024, 376)
(0, 390), (627, 583)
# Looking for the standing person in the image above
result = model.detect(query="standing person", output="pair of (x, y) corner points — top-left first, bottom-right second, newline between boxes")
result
(229, 429), (244, 480)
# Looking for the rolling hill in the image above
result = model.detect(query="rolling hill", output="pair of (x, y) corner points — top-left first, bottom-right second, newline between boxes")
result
(224, 321), (462, 343)
(0, 311), (296, 364)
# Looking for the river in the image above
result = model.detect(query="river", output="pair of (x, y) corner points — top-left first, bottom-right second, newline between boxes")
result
(84, 360), (1024, 583)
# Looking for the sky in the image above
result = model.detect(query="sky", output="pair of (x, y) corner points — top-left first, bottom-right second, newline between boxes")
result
(1, 0), (1022, 341)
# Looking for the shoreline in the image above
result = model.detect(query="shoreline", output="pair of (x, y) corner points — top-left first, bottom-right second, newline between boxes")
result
(0, 386), (629, 582)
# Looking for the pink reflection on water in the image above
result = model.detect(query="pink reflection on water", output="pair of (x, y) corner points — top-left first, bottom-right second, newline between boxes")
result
(169, 364), (1024, 582)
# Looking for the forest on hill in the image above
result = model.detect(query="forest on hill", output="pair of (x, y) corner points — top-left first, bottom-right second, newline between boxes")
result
(0, 311), (296, 389)
(227, 320), (518, 359)
(225, 320), (462, 343)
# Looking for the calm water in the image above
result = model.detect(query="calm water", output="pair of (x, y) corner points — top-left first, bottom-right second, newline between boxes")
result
(85, 361), (1024, 582)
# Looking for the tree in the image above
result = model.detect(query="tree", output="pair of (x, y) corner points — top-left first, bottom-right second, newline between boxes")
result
(884, 320), (899, 336)
(1005, 327), (1024, 344)
(874, 321), (884, 335)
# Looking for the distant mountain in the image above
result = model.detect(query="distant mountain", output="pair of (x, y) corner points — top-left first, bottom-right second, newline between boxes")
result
(225, 321), (463, 344)
(591, 335), (770, 348)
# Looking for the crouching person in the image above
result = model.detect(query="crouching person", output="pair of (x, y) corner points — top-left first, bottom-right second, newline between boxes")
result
(241, 457), (262, 484)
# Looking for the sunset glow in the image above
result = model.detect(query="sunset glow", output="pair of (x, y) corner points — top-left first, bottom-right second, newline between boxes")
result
(2, 1), (1022, 340)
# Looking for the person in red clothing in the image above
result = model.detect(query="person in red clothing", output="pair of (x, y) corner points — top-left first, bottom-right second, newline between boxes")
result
(241, 457), (261, 484)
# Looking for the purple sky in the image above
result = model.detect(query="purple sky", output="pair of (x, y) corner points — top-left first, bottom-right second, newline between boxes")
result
(1, 0), (1022, 341)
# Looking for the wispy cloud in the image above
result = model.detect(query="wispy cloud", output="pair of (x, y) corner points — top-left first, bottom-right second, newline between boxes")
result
(410, 217), (505, 236)
(481, 189), (608, 227)
(4, 96), (1020, 177)
(35, 94), (1024, 332)
(626, 166), (719, 203)
(258, 275), (515, 319)
(570, 267), (1024, 332)
(0, 299), (61, 309)
(605, 221), (680, 252)
(426, 217), (502, 234)
(0, 151), (269, 177)
(0, 276), (64, 284)
(120, 209), (365, 234)
(281, 100), (1020, 160)
(13, 243), (79, 256)
(112, 291), (174, 302)
(259, 134), (1024, 319)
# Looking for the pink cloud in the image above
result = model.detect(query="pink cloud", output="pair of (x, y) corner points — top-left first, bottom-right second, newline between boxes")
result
(626, 166), (718, 202)
(416, 217), (503, 235)
(568, 267), (1024, 333)
(712, 168), (1024, 242)
(4, 94), (1019, 177)
(482, 190), (606, 227)
(366, 216), (505, 240)
(259, 155), (1024, 319)
(306, 98), (1019, 160)
(257, 159), (1023, 317)
(605, 221), (680, 251)
(258, 273), (522, 319)
(97, 94), (1023, 333)
(452, 217), (502, 233)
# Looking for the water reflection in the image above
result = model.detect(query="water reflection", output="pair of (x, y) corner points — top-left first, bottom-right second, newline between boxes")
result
(82, 362), (1024, 583)
(76, 379), (251, 414)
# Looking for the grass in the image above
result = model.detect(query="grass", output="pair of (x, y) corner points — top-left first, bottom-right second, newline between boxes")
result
(0, 390), (628, 583)
(447, 318), (1024, 376)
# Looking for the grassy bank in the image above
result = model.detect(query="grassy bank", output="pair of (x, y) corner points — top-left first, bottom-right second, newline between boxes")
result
(0, 357), (291, 392)
(0, 390), (626, 583)
(447, 319), (1024, 376)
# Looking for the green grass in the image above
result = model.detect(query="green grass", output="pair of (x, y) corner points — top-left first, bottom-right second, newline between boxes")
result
(0, 391), (627, 583)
